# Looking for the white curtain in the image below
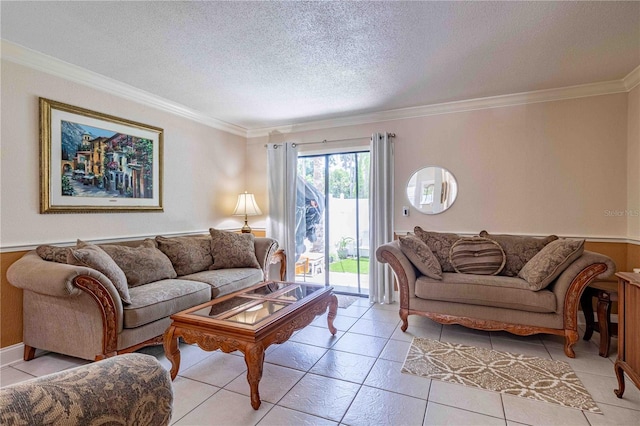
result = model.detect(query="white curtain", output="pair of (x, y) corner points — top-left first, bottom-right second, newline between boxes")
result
(369, 133), (395, 303)
(266, 143), (298, 281)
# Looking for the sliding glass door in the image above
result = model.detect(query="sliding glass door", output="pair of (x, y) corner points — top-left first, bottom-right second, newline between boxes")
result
(295, 151), (370, 295)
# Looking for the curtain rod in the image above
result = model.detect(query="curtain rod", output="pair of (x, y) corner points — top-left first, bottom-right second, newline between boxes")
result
(264, 133), (395, 148)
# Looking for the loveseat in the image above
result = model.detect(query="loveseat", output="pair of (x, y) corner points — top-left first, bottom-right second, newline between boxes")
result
(7, 229), (281, 361)
(375, 227), (615, 358)
(0, 353), (173, 425)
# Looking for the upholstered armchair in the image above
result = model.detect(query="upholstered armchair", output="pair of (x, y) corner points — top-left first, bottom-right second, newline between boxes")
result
(0, 353), (173, 425)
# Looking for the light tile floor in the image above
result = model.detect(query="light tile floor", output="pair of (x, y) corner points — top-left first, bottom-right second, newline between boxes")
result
(2, 298), (640, 425)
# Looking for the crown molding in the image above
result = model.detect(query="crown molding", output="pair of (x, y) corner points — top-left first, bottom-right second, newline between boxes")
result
(247, 79), (629, 138)
(0, 40), (248, 137)
(3, 40), (638, 139)
(623, 64), (640, 91)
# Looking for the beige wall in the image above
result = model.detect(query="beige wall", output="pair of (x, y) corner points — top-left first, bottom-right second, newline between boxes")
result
(627, 84), (640, 244)
(0, 59), (253, 349)
(1, 60), (250, 249)
(248, 93), (629, 239)
(1, 57), (637, 350)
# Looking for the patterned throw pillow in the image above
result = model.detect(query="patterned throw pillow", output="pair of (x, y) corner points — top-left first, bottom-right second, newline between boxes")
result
(36, 245), (70, 263)
(209, 229), (260, 270)
(449, 237), (506, 275)
(156, 235), (214, 276)
(479, 231), (558, 277)
(101, 240), (177, 287)
(413, 226), (460, 272)
(519, 239), (585, 290)
(67, 242), (131, 304)
(398, 235), (442, 280)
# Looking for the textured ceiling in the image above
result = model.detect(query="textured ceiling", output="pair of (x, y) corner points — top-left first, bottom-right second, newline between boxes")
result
(2, 1), (639, 130)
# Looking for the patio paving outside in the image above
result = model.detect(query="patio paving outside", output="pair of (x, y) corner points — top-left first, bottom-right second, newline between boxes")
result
(295, 269), (369, 295)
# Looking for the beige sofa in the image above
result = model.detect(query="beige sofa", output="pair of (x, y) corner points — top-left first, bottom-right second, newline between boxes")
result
(0, 353), (172, 425)
(375, 229), (615, 358)
(7, 232), (280, 361)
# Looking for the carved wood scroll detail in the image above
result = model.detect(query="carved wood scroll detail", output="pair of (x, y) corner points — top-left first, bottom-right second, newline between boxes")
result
(272, 297), (331, 344)
(269, 249), (287, 281)
(179, 328), (246, 354)
(74, 275), (118, 359)
(413, 311), (561, 336)
(563, 263), (608, 330)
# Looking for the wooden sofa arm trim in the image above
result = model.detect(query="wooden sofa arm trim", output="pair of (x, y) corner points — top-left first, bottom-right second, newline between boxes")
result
(74, 276), (118, 360)
(270, 249), (287, 281)
(378, 249), (410, 310)
(563, 262), (608, 331)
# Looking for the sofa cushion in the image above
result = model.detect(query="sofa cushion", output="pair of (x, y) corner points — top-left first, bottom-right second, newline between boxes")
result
(36, 245), (70, 263)
(413, 226), (460, 272)
(449, 237), (506, 275)
(181, 268), (264, 298)
(68, 242), (131, 305)
(519, 239), (585, 290)
(156, 235), (213, 276)
(123, 279), (211, 328)
(209, 229), (260, 270)
(399, 235), (442, 279)
(479, 231), (558, 277)
(101, 240), (177, 287)
(415, 273), (556, 313)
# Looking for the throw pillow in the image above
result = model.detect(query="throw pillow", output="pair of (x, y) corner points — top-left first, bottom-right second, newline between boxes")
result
(209, 228), (260, 270)
(36, 245), (70, 263)
(156, 235), (214, 276)
(518, 239), (585, 290)
(449, 237), (506, 275)
(67, 242), (131, 304)
(398, 235), (442, 280)
(413, 226), (460, 272)
(101, 239), (177, 287)
(479, 231), (558, 277)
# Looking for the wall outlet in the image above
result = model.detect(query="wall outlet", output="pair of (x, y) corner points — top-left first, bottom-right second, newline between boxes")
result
(402, 206), (409, 217)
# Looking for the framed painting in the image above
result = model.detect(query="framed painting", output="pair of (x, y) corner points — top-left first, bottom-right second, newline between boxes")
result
(40, 98), (163, 213)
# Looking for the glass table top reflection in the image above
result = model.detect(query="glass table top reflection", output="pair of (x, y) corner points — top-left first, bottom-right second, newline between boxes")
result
(189, 282), (327, 326)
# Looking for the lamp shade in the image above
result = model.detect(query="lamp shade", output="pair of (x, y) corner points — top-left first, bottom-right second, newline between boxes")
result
(233, 192), (262, 217)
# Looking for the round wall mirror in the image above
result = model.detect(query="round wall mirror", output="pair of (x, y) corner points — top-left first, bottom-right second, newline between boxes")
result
(406, 166), (458, 214)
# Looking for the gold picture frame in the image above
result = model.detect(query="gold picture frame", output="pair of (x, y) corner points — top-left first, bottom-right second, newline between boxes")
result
(40, 98), (163, 213)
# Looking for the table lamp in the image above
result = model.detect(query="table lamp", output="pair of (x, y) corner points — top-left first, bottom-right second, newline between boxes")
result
(233, 192), (262, 233)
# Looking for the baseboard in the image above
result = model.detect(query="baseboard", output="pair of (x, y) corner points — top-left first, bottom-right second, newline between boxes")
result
(0, 343), (24, 368)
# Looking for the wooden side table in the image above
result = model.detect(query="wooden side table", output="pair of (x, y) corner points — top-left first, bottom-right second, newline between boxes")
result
(614, 272), (640, 398)
(580, 281), (618, 357)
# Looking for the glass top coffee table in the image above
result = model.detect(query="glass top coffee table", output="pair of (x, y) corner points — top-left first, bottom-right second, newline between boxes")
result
(163, 281), (338, 409)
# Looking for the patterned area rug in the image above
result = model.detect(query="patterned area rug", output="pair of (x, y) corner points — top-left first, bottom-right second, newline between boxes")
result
(336, 295), (359, 309)
(402, 338), (601, 413)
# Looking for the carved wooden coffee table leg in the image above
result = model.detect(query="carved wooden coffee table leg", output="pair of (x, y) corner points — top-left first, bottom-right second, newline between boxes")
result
(244, 343), (265, 410)
(163, 325), (181, 380)
(327, 294), (338, 335)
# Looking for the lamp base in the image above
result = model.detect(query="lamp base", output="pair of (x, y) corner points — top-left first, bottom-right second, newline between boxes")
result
(241, 219), (252, 234)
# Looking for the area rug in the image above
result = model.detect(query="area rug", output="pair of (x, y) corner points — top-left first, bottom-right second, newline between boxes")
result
(336, 295), (359, 309)
(402, 338), (601, 413)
